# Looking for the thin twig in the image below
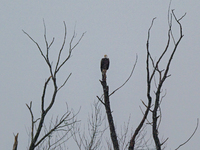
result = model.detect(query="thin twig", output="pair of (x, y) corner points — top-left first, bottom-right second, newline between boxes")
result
(58, 73), (72, 91)
(96, 96), (105, 106)
(56, 31), (86, 73)
(26, 102), (34, 141)
(22, 30), (46, 61)
(175, 118), (199, 150)
(109, 54), (138, 97)
(55, 21), (67, 74)
(146, 17), (156, 83)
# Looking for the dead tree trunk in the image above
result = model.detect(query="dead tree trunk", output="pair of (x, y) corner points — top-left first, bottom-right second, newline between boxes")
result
(12, 133), (19, 150)
(100, 79), (119, 150)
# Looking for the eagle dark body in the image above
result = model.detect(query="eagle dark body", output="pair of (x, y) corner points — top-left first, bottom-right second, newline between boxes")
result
(100, 58), (110, 72)
(100, 55), (109, 81)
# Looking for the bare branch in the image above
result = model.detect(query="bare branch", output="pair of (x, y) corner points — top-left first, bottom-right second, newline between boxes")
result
(167, 0), (176, 45)
(150, 24), (171, 83)
(96, 95), (105, 106)
(157, 90), (167, 130)
(118, 116), (131, 150)
(35, 112), (72, 147)
(22, 30), (46, 61)
(41, 76), (51, 112)
(71, 100), (106, 150)
(161, 137), (169, 146)
(139, 106), (151, 125)
(36, 110), (78, 150)
(56, 31), (86, 73)
(13, 133), (19, 150)
(43, 19), (55, 60)
(58, 73), (72, 91)
(175, 119), (199, 150)
(26, 102), (34, 141)
(129, 18), (156, 150)
(146, 17), (156, 83)
(55, 21), (67, 74)
(172, 9), (185, 38)
(109, 54), (138, 97)
(178, 12), (186, 21)
(88, 101), (106, 150)
(22, 29), (54, 78)
(141, 100), (153, 113)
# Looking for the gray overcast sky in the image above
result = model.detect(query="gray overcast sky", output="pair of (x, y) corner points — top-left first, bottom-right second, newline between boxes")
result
(0, 0), (200, 149)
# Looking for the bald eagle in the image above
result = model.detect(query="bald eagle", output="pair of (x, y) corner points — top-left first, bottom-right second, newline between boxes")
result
(101, 55), (109, 81)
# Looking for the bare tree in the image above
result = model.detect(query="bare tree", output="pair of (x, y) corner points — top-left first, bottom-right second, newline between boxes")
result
(71, 101), (107, 150)
(146, 10), (185, 150)
(22, 21), (85, 150)
(12, 4), (199, 150)
(127, 7), (188, 149)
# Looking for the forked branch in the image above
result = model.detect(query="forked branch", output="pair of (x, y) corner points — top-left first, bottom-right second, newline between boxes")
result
(23, 21), (85, 150)
(12, 133), (19, 150)
(146, 10), (186, 150)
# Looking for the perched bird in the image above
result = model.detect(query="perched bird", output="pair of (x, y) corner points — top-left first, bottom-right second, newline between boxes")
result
(100, 55), (110, 81)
